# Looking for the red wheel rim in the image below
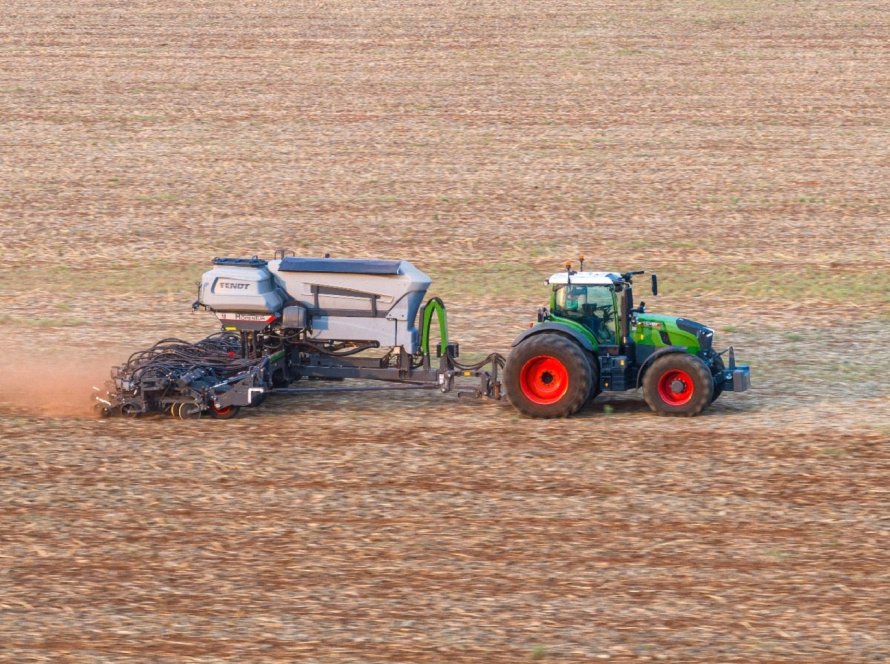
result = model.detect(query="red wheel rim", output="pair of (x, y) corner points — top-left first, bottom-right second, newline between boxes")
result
(519, 355), (570, 405)
(212, 404), (234, 417)
(657, 369), (694, 406)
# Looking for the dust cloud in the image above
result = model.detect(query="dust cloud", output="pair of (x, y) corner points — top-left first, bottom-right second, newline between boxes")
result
(0, 350), (122, 418)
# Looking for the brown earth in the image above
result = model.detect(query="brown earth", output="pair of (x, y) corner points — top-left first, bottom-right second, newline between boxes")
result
(0, 0), (888, 662)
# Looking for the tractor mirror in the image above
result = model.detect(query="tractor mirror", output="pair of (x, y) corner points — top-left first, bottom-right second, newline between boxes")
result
(651, 274), (658, 296)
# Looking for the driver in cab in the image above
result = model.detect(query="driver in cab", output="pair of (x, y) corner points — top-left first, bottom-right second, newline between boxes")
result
(564, 286), (609, 341)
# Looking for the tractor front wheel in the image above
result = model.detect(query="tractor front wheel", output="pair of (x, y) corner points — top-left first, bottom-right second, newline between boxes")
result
(643, 354), (713, 417)
(505, 334), (592, 418)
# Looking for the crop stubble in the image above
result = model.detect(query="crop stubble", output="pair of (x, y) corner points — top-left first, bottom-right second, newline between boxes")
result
(1, 1), (889, 662)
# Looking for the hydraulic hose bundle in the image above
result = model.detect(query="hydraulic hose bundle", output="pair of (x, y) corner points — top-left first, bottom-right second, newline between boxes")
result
(94, 333), (268, 419)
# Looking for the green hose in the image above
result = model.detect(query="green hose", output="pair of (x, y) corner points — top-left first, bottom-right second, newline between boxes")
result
(420, 297), (448, 357)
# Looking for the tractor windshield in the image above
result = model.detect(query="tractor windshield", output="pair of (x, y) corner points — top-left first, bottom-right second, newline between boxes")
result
(553, 284), (616, 343)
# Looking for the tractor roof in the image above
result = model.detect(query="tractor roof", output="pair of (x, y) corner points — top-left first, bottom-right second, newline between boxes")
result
(548, 271), (622, 286)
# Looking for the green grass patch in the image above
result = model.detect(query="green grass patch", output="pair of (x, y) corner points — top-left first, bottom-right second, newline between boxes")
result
(626, 239), (651, 251)
(742, 268), (890, 304)
(671, 265), (890, 306)
(131, 114), (167, 123)
(32, 317), (88, 328)
(2, 261), (203, 296)
(428, 259), (890, 313)
(668, 239), (699, 250)
(0, 316), (87, 328)
(433, 261), (544, 299)
(819, 447), (845, 457)
(530, 645), (548, 660)
(136, 192), (184, 204)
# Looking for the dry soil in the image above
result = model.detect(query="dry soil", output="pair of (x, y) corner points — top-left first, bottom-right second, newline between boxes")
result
(1, 1), (889, 662)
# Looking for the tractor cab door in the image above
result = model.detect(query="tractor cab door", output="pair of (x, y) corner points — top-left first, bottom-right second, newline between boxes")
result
(552, 284), (618, 344)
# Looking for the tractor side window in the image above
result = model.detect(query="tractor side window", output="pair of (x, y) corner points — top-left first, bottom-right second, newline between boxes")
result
(554, 285), (616, 343)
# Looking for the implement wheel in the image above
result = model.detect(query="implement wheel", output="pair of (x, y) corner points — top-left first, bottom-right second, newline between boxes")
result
(174, 402), (203, 420)
(505, 334), (592, 418)
(209, 403), (240, 420)
(643, 354), (713, 417)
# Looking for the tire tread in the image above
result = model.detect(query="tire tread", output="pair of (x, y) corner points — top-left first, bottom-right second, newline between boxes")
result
(504, 334), (592, 418)
(642, 353), (713, 417)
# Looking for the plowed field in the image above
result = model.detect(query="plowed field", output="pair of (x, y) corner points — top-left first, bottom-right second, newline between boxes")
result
(1, 1), (888, 661)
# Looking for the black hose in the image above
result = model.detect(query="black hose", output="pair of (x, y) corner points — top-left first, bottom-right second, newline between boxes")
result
(293, 341), (379, 357)
(449, 352), (506, 372)
(115, 333), (264, 393)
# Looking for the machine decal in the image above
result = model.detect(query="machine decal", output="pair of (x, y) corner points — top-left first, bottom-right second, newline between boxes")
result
(216, 313), (276, 323)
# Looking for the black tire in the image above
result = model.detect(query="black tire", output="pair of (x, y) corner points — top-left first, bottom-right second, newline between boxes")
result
(504, 334), (592, 418)
(710, 354), (725, 403)
(120, 402), (141, 418)
(272, 368), (290, 388)
(643, 353), (713, 417)
(209, 404), (240, 420)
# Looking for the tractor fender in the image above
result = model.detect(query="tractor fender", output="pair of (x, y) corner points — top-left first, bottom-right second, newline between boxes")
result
(511, 323), (596, 353)
(634, 346), (695, 388)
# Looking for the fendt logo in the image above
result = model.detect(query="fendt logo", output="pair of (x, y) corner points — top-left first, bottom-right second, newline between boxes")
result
(218, 281), (251, 290)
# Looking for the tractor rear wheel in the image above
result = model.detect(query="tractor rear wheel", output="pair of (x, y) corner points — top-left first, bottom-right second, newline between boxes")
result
(505, 334), (592, 418)
(643, 354), (713, 417)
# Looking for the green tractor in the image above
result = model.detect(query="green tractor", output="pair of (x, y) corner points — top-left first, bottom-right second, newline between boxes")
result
(504, 261), (750, 418)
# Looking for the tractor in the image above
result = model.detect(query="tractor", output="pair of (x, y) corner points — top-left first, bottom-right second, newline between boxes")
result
(504, 260), (750, 418)
(93, 253), (748, 420)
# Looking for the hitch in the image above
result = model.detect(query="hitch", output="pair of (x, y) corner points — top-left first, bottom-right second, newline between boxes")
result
(439, 343), (505, 400)
(716, 346), (750, 393)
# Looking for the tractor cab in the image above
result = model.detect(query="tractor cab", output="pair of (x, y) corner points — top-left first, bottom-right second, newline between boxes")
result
(548, 272), (621, 345)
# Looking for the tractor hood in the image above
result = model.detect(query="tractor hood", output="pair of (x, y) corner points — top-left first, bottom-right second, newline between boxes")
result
(634, 313), (714, 352)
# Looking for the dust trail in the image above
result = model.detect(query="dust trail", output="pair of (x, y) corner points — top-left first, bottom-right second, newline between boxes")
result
(0, 350), (125, 418)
